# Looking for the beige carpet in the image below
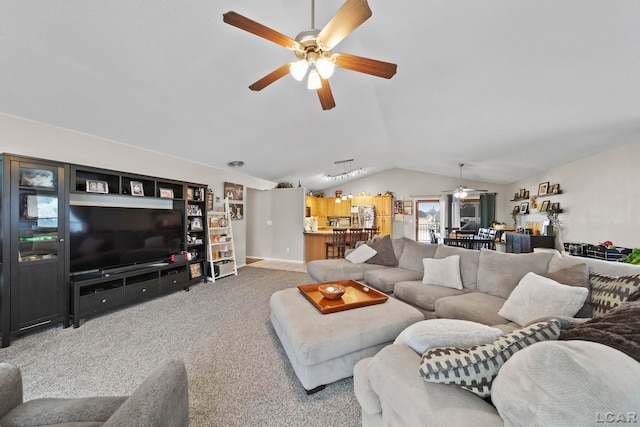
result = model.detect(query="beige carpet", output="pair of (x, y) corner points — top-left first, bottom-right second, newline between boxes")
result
(0, 267), (359, 426)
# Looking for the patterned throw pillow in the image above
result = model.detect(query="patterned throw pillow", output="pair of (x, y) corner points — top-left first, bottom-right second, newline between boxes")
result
(589, 273), (640, 318)
(419, 320), (561, 397)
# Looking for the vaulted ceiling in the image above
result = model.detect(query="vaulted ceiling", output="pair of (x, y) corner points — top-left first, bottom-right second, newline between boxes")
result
(1, 0), (639, 190)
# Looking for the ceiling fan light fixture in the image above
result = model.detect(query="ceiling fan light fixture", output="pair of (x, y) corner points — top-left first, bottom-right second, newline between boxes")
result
(307, 69), (322, 89)
(316, 58), (335, 79)
(454, 190), (468, 199)
(290, 59), (308, 81)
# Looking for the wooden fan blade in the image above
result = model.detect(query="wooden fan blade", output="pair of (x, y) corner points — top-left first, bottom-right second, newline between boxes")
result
(317, 79), (336, 110)
(223, 11), (296, 49)
(249, 64), (291, 91)
(317, 0), (372, 49)
(335, 53), (397, 79)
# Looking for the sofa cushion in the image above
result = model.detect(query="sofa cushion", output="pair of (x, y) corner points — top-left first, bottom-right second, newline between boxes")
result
(492, 340), (640, 427)
(364, 268), (423, 294)
(393, 281), (466, 312)
(422, 255), (463, 290)
(397, 240), (438, 272)
(434, 245), (480, 291)
(435, 292), (508, 326)
(589, 273), (640, 318)
(476, 249), (553, 299)
(306, 259), (388, 283)
(345, 244), (377, 264)
(353, 358), (381, 417)
(542, 263), (592, 317)
(419, 320), (561, 398)
(394, 319), (503, 355)
(365, 235), (398, 266)
(498, 272), (588, 326)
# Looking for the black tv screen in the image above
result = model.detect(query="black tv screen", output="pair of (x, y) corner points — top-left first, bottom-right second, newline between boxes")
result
(69, 205), (184, 274)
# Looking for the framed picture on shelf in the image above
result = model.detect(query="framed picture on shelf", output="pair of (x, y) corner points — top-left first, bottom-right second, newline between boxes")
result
(130, 181), (144, 196)
(538, 182), (549, 196)
(512, 205), (521, 214)
(187, 187), (194, 200)
(550, 183), (560, 194)
(159, 188), (174, 198)
(190, 263), (202, 279)
(520, 202), (529, 214)
(224, 182), (244, 201)
(86, 179), (109, 194)
(20, 168), (55, 187)
(551, 202), (560, 211)
(187, 204), (202, 216)
(539, 200), (550, 212)
(190, 217), (203, 231)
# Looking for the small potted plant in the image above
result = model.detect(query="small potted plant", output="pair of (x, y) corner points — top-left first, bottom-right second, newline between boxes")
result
(546, 206), (562, 236)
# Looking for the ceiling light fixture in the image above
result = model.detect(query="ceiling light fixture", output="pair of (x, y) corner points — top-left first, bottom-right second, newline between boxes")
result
(325, 158), (366, 181)
(226, 160), (245, 168)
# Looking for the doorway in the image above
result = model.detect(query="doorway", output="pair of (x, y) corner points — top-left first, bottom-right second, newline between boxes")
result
(416, 200), (441, 243)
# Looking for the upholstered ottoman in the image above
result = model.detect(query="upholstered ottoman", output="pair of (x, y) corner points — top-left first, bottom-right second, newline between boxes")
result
(270, 287), (424, 393)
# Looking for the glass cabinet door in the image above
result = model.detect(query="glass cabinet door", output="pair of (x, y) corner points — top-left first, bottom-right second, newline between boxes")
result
(17, 166), (60, 262)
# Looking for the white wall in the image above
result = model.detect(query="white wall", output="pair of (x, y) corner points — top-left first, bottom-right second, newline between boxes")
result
(246, 187), (305, 262)
(1, 112), (277, 266)
(504, 141), (640, 249)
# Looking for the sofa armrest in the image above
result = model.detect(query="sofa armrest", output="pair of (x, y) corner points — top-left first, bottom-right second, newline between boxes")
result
(103, 359), (189, 427)
(0, 363), (23, 419)
(367, 345), (502, 427)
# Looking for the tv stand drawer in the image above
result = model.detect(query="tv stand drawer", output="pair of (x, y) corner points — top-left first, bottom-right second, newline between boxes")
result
(125, 279), (160, 304)
(79, 288), (124, 317)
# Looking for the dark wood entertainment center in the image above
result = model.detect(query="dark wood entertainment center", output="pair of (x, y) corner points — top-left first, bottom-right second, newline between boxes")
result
(1, 153), (209, 347)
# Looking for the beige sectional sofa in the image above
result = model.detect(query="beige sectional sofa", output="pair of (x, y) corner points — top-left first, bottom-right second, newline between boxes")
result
(307, 237), (640, 426)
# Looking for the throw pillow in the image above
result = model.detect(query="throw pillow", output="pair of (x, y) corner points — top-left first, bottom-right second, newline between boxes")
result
(422, 255), (463, 290)
(492, 340), (640, 427)
(589, 273), (640, 318)
(419, 320), (561, 397)
(559, 300), (640, 363)
(394, 319), (503, 355)
(365, 235), (398, 266)
(345, 244), (377, 264)
(498, 272), (589, 326)
(541, 263), (591, 317)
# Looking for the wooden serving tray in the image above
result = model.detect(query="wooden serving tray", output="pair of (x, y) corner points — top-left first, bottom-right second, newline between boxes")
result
(298, 279), (389, 314)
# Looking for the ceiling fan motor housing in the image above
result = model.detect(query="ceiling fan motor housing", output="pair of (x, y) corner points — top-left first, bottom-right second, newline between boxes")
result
(294, 29), (333, 61)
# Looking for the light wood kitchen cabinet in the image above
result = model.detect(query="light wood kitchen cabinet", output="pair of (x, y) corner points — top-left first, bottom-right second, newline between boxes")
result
(373, 195), (392, 216)
(376, 215), (392, 236)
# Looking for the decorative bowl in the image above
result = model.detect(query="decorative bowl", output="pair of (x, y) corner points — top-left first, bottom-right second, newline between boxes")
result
(318, 284), (346, 300)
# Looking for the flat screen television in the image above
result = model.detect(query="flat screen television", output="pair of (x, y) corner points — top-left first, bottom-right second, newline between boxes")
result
(69, 205), (184, 275)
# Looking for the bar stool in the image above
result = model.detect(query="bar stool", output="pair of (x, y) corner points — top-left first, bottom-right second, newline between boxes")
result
(347, 228), (364, 249)
(326, 228), (348, 259)
(363, 227), (379, 242)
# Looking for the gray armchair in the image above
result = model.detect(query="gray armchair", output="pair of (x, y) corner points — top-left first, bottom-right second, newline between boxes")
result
(0, 359), (189, 427)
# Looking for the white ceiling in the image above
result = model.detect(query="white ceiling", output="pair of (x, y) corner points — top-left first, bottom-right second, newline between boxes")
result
(1, 0), (639, 191)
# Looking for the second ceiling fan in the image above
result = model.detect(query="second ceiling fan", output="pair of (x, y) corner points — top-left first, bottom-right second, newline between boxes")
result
(441, 164), (488, 198)
(222, 0), (397, 110)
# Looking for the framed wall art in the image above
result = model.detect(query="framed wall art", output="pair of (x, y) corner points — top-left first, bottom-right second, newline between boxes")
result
(230, 203), (244, 220)
(224, 182), (244, 201)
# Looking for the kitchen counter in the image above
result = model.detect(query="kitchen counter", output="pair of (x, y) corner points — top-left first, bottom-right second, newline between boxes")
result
(304, 231), (334, 262)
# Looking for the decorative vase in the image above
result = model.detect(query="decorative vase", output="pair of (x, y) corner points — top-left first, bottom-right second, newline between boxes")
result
(545, 225), (555, 236)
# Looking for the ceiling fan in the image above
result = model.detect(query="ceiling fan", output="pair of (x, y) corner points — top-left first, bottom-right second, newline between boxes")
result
(222, 0), (397, 110)
(441, 163), (488, 198)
